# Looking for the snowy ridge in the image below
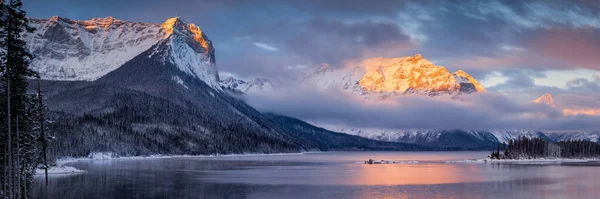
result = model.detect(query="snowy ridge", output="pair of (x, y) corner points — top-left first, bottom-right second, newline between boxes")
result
(220, 77), (274, 93)
(322, 124), (551, 146)
(324, 123), (600, 149)
(300, 64), (367, 94)
(488, 130), (547, 143)
(26, 16), (220, 89)
(26, 16), (162, 80)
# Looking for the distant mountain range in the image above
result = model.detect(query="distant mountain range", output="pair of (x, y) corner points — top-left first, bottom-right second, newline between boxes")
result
(27, 16), (425, 157)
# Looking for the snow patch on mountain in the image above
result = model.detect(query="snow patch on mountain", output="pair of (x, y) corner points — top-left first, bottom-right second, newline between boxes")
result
(172, 76), (188, 90)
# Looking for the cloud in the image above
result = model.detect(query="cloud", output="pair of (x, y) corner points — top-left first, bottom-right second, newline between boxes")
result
(566, 76), (600, 92)
(260, 18), (413, 65)
(252, 42), (279, 51)
(486, 69), (545, 91)
(526, 27), (600, 70)
(246, 83), (600, 131)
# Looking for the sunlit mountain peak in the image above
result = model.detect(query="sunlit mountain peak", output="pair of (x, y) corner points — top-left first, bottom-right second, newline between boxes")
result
(533, 93), (556, 107)
(161, 17), (211, 50)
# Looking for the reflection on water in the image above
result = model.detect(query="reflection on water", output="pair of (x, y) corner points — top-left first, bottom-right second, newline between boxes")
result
(33, 152), (600, 199)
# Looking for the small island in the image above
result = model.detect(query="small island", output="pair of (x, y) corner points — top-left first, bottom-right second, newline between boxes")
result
(490, 137), (600, 160)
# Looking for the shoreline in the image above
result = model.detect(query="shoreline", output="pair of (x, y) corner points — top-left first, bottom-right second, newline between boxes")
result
(447, 157), (600, 164)
(57, 151), (317, 166)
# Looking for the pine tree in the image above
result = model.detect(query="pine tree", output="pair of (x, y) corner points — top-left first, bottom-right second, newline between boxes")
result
(0, 0), (38, 198)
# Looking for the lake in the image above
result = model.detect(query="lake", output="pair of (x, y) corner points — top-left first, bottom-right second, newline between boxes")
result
(32, 152), (600, 199)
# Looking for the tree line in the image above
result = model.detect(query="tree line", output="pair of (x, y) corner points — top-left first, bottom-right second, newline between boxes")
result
(490, 136), (600, 159)
(1, 0), (51, 198)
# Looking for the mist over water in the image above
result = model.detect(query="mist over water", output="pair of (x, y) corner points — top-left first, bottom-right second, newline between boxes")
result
(33, 152), (600, 199)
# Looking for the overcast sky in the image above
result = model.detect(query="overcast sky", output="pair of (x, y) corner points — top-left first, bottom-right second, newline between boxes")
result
(25, 0), (600, 131)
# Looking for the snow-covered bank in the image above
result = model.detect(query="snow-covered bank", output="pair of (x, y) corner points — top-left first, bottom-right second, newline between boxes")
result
(57, 152), (315, 166)
(446, 158), (600, 164)
(35, 166), (85, 176)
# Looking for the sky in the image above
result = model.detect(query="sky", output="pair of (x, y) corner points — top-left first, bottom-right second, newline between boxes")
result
(25, 0), (600, 131)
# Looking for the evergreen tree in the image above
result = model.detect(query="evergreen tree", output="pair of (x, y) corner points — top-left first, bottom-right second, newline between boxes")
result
(0, 0), (39, 198)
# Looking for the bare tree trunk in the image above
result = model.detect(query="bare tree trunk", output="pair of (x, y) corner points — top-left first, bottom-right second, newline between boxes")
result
(37, 78), (49, 196)
(16, 117), (20, 199)
(3, 137), (7, 199)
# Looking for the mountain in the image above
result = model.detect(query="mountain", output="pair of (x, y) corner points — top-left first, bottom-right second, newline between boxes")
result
(329, 125), (600, 149)
(27, 16), (425, 157)
(358, 54), (486, 94)
(299, 54), (486, 97)
(533, 93), (556, 107)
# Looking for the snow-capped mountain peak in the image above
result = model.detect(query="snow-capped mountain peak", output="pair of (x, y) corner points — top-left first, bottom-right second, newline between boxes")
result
(160, 17), (219, 88)
(26, 16), (220, 88)
(533, 93), (556, 107)
(161, 17), (212, 52)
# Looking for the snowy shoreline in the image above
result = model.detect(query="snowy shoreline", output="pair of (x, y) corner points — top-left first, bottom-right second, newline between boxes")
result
(35, 166), (86, 176)
(57, 152), (315, 166)
(447, 158), (600, 164)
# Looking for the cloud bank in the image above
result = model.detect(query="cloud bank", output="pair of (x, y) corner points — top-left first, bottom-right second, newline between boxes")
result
(247, 84), (600, 132)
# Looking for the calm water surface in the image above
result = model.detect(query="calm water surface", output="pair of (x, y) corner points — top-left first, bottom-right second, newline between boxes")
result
(32, 152), (600, 199)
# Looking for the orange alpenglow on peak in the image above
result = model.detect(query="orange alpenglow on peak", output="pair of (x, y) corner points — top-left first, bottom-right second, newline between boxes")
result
(161, 17), (210, 50)
(357, 54), (485, 94)
(533, 93), (556, 107)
